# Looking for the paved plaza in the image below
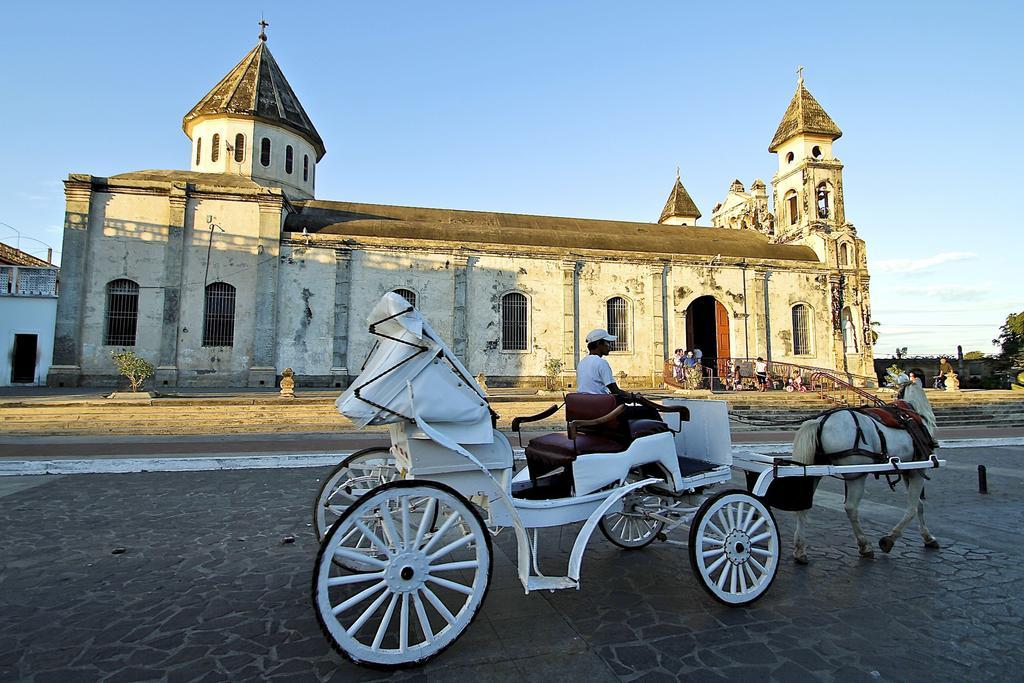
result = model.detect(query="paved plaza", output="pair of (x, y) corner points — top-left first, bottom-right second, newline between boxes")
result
(1, 445), (1022, 682)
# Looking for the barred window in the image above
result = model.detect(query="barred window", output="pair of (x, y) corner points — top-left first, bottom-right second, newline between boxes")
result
(606, 297), (629, 351)
(303, 154), (309, 181)
(211, 133), (220, 162)
(792, 304), (812, 355)
(285, 145), (294, 174)
(392, 288), (417, 308)
(501, 292), (528, 351)
(234, 133), (245, 162)
(260, 137), (271, 167)
(202, 282), (236, 347)
(105, 279), (140, 346)
(195, 138), (202, 166)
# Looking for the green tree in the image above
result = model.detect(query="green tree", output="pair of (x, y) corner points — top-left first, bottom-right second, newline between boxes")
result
(963, 351), (986, 360)
(110, 350), (155, 392)
(993, 311), (1024, 365)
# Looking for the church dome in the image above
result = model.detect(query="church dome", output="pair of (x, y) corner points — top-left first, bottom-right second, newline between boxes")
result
(183, 36), (326, 161)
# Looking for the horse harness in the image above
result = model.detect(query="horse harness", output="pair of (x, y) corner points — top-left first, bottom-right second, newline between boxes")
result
(815, 404), (937, 490)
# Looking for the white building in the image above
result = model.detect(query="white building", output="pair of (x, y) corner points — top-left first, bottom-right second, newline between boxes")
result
(1, 242), (58, 386)
(48, 33), (873, 389)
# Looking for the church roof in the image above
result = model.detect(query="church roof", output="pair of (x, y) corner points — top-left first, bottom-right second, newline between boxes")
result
(287, 200), (819, 263)
(768, 80), (842, 152)
(658, 177), (701, 222)
(182, 38), (326, 160)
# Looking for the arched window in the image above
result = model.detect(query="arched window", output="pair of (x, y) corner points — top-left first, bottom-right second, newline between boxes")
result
(606, 297), (629, 351)
(211, 133), (220, 162)
(816, 182), (830, 219)
(791, 304), (812, 355)
(260, 138), (271, 167)
(839, 243), (850, 266)
(202, 282), (236, 347)
(105, 279), (140, 346)
(285, 145), (294, 174)
(786, 190), (799, 225)
(392, 288), (417, 308)
(303, 155), (310, 182)
(501, 292), (528, 351)
(842, 307), (858, 353)
(812, 145), (823, 159)
(233, 134), (245, 162)
(195, 138), (202, 166)
(786, 151), (794, 164)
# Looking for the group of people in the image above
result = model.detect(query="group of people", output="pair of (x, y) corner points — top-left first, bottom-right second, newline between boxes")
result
(671, 348), (704, 385)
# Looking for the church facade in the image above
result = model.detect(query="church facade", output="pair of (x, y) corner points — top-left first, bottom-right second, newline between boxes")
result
(48, 34), (874, 389)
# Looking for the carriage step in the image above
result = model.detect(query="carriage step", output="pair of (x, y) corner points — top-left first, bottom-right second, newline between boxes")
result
(526, 576), (578, 592)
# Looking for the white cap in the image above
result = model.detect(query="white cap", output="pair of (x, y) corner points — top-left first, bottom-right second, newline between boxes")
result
(585, 328), (617, 344)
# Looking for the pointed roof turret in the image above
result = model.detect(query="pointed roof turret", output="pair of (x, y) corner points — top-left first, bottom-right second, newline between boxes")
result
(183, 32), (326, 160)
(768, 73), (842, 153)
(659, 171), (701, 223)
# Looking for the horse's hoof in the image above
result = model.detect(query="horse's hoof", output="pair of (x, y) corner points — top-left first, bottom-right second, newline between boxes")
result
(924, 538), (941, 549)
(795, 555), (809, 565)
(879, 536), (895, 553)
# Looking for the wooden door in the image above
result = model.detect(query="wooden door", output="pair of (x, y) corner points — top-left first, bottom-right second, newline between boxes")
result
(714, 301), (730, 376)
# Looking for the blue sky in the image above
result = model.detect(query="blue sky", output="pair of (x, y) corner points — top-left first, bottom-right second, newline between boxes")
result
(1, 1), (1020, 356)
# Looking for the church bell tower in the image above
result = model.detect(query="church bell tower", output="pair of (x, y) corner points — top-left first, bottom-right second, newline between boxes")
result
(181, 23), (325, 201)
(768, 69), (846, 245)
(768, 69), (874, 379)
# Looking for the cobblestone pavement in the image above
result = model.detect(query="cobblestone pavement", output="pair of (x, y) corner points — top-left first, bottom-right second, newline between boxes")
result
(1, 446), (1022, 682)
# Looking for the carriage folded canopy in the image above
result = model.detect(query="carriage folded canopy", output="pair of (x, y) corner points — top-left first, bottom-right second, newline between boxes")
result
(335, 292), (493, 443)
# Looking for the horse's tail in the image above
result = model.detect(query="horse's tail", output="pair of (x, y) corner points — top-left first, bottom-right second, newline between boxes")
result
(792, 417), (821, 465)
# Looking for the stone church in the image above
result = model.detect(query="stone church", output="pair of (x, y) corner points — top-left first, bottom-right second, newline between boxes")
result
(48, 32), (874, 389)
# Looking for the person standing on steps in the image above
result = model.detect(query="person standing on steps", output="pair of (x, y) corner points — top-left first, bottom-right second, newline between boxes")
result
(754, 357), (770, 392)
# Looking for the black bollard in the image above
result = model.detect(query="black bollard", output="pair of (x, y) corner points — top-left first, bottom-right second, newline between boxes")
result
(978, 465), (988, 494)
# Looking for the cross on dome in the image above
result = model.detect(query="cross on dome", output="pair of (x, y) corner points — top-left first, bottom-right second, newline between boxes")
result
(259, 17), (269, 41)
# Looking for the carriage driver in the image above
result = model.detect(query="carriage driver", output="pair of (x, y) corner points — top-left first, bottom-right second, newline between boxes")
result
(577, 329), (660, 421)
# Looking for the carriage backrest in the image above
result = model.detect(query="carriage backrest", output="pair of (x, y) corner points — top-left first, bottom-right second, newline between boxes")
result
(564, 393), (621, 432)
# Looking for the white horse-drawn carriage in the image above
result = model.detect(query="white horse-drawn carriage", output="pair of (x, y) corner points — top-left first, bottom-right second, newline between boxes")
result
(311, 294), (781, 668)
(311, 293), (944, 669)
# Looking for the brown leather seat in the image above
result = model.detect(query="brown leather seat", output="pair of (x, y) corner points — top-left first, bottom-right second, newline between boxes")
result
(628, 418), (670, 439)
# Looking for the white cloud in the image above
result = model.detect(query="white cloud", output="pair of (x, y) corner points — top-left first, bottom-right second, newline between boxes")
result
(889, 282), (994, 301)
(872, 251), (978, 273)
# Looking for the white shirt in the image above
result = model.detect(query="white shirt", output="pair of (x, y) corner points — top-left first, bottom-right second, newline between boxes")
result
(576, 354), (615, 394)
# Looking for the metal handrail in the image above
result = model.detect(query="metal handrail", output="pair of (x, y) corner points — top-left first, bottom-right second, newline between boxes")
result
(663, 356), (884, 407)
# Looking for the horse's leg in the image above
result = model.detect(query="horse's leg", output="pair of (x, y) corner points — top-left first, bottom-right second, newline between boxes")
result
(912, 476), (941, 549)
(844, 476), (874, 558)
(879, 473), (927, 553)
(794, 509), (810, 564)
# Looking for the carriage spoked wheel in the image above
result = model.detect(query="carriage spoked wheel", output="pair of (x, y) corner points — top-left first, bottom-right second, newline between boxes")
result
(688, 490), (779, 606)
(313, 480), (492, 669)
(313, 447), (394, 542)
(313, 449), (442, 573)
(599, 474), (666, 549)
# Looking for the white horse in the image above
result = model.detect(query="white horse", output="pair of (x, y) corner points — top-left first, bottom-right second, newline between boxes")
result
(788, 380), (940, 562)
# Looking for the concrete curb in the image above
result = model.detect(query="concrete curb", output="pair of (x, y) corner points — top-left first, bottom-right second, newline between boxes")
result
(2, 438), (1021, 476)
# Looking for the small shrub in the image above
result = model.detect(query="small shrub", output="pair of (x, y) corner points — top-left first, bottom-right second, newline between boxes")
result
(544, 357), (564, 391)
(111, 350), (155, 392)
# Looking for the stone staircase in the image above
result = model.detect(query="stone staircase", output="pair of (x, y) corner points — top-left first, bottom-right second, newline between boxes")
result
(0, 390), (1020, 437)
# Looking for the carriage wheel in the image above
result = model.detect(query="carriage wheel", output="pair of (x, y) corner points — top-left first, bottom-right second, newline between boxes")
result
(688, 490), (779, 607)
(313, 480), (492, 669)
(312, 447), (393, 542)
(598, 475), (666, 549)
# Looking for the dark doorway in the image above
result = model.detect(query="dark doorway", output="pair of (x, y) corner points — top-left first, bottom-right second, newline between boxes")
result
(11, 334), (38, 383)
(685, 296), (730, 378)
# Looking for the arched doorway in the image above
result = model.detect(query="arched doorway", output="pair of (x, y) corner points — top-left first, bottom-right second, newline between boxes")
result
(685, 296), (731, 377)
